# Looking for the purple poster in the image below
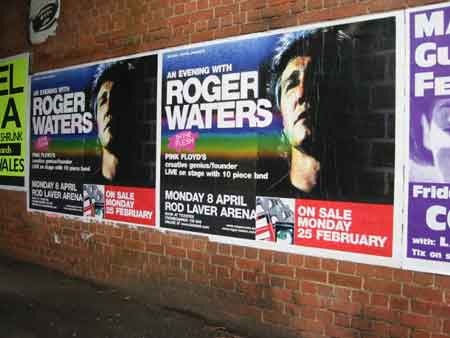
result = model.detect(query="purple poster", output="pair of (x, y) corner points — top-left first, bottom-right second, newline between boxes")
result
(407, 4), (450, 273)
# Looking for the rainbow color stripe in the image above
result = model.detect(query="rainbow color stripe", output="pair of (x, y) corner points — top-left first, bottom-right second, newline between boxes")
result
(31, 135), (99, 157)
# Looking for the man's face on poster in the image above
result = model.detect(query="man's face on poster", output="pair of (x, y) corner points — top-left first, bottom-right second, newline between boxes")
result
(96, 80), (115, 150)
(423, 99), (450, 182)
(279, 56), (313, 150)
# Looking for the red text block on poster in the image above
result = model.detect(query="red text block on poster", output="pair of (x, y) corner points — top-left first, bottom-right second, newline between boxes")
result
(294, 199), (393, 257)
(104, 186), (155, 226)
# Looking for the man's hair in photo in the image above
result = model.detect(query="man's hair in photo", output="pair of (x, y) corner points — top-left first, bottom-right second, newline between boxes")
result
(269, 28), (351, 111)
(90, 61), (135, 120)
(267, 27), (355, 199)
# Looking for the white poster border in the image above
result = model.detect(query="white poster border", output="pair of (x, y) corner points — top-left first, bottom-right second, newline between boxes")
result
(159, 10), (405, 268)
(27, 50), (161, 230)
(0, 52), (30, 191)
(402, 1), (450, 276)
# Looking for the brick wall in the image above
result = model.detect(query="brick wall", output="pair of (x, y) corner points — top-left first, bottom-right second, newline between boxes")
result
(1, 1), (450, 338)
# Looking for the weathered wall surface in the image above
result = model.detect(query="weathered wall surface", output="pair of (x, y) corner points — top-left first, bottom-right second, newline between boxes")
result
(1, 1), (450, 337)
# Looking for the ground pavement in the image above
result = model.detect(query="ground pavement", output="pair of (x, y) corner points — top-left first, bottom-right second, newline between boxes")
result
(0, 255), (247, 338)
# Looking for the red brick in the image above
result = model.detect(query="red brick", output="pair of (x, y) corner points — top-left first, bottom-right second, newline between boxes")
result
(285, 279), (300, 290)
(302, 280), (317, 294)
(124, 239), (145, 252)
(329, 300), (362, 315)
(236, 258), (263, 272)
(289, 0), (306, 14)
(174, 3), (185, 15)
(432, 334), (450, 338)
(297, 268), (327, 283)
(233, 12), (245, 25)
(338, 261), (356, 274)
(214, 4), (238, 17)
(112, 227), (123, 238)
(403, 284), (443, 303)
(444, 320), (450, 333)
(273, 251), (287, 264)
(168, 14), (190, 27)
(270, 287), (293, 302)
(206, 241), (218, 254)
(211, 278), (234, 290)
(324, 0), (338, 7)
(187, 271), (209, 284)
(371, 293), (389, 307)
(267, 0), (292, 5)
(292, 318), (325, 334)
(192, 261), (206, 274)
(287, 254), (304, 266)
(110, 237), (123, 247)
(390, 296), (409, 311)
(247, 8), (262, 23)
(192, 238), (207, 251)
(351, 318), (371, 330)
(191, 31), (214, 43)
(364, 278), (401, 295)
(242, 270), (256, 282)
(268, 16), (297, 30)
(146, 243), (164, 254)
(316, 309), (333, 323)
(197, 0), (209, 9)
(181, 238), (193, 250)
(211, 254), (234, 267)
(413, 272), (435, 286)
(389, 325), (410, 338)
(372, 321), (390, 337)
(431, 304), (450, 318)
(400, 313), (441, 331)
(302, 281), (333, 297)
(166, 246), (186, 258)
(270, 300), (285, 313)
(217, 266), (231, 279)
(259, 249), (273, 262)
(294, 293), (328, 308)
(236, 282), (263, 300)
(300, 306), (316, 319)
(393, 269), (413, 283)
(192, 20), (208, 34)
(267, 263), (294, 278)
(308, 0), (324, 10)
(262, 310), (289, 326)
(352, 290), (369, 304)
(185, 1), (197, 12)
(322, 258), (338, 271)
(231, 245), (244, 257)
(305, 256), (321, 269)
(325, 324), (359, 338)
(412, 331), (431, 338)
(365, 305), (399, 322)
(241, 22), (267, 34)
(181, 259), (192, 271)
(335, 287), (351, 300)
(435, 275), (450, 289)
(329, 273), (361, 289)
(270, 276), (284, 288)
(167, 234), (183, 247)
(356, 265), (394, 280)
(220, 13), (233, 28)
(240, 0), (267, 11)
(187, 249), (209, 262)
(412, 300), (432, 315)
(217, 243), (231, 255)
(244, 247), (257, 259)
